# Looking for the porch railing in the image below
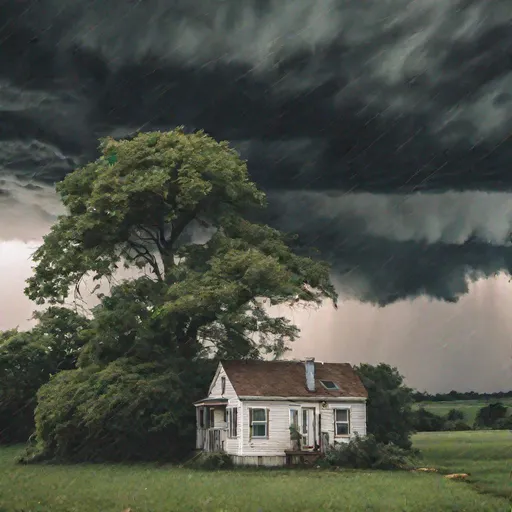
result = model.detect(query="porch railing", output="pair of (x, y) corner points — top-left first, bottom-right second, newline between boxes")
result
(196, 427), (226, 452)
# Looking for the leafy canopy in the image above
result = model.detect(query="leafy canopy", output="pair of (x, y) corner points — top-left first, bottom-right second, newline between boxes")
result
(0, 307), (90, 443)
(25, 128), (337, 358)
(32, 355), (214, 462)
(355, 363), (415, 450)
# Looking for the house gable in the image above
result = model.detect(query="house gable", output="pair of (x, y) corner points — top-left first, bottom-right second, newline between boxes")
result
(208, 362), (238, 400)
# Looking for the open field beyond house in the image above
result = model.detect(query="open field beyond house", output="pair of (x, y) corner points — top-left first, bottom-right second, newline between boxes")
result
(414, 430), (512, 503)
(0, 431), (510, 512)
(415, 398), (512, 424)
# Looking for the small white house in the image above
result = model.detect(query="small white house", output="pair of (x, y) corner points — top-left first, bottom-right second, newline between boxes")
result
(194, 358), (368, 466)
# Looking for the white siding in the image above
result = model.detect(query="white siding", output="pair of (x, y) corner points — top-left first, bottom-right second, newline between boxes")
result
(240, 400), (292, 456)
(239, 400), (367, 456)
(206, 364), (241, 455)
(199, 363), (367, 459)
(208, 365), (238, 400)
(225, 407), (241, 455)
(321, 402), (367, 446)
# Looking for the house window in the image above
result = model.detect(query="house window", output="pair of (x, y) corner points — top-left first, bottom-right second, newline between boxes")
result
(334, 409), (350, 436)
(302, 409), (308, 434)
(221, 376), (226, 395)
(320, 380), (339, 390)
(289, 408), (299, 429)
(250, 408), (268, 438)
(227, 407), (238, 438)
(209, 408), (215, 428)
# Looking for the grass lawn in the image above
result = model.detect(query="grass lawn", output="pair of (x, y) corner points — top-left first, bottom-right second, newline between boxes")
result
(414, 430), (512, 502)
(415, 398), (512, 424)
(0, 432), (509, 512)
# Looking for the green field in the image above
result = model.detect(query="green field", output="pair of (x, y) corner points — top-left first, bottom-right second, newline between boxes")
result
(415, 398), (512, 424)
(415, 430), (512, 502)
(0, 431), (510, 512)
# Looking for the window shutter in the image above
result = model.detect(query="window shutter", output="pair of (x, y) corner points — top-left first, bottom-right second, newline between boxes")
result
(249, 408), (253, 439)
(234, 407), (238, 437)
(266, 408), (270, 439)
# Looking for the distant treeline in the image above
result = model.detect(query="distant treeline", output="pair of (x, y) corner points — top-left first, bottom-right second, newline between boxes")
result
(412, 402), (512, 432)
(413, 390), (512, 402)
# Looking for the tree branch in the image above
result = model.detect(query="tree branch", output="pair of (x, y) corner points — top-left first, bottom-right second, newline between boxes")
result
(165, 199), (214, 250)
(136, 225), (159, 246)
(126, 240), (163, 281)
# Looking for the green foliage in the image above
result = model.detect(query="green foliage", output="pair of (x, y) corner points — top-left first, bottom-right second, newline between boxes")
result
(25, 129), (266, 304)
(411, 407), (471, 432)
(411, 407), (446, 432)
(25, 128), (336, 360)
(442, 408), (470, 431)
(26, 280), (218, 463)
(493, 416), (512, 430)
(355, 364), (415, 449)
(0, 329), (18, 344)
(323, 434), (416, 470)
(413, 389), (512, 402)
(0, 308), (90, 444)
(26, 356), (215, 463)
(187, 452), (233, 470)
(289, 425), (302, 441)
(474, 402), (508, 429)
(445, 408), (465, 422)
(442, 420), (472, 431)
(76, 279), (177, 367)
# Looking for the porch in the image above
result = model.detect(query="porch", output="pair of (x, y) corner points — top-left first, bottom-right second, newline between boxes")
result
(285, 429), (329, 466)
(284, 450), (323, 466)
(196, 427), (227, 452)
(194, 397), (228, 453)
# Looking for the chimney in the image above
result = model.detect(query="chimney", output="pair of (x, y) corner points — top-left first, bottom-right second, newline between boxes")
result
(304, 357), (315, 392)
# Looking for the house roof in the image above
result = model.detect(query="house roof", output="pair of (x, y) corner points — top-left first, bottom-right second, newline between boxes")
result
(193, 397), (228, 407)
(220, 360), (368, 399)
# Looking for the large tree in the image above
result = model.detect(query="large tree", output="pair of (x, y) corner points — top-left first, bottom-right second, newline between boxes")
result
(355, 363), (415, 450)
(0, 307), (89, 444)
(24, 128), (337, 462)
(26, 128), (336, 359)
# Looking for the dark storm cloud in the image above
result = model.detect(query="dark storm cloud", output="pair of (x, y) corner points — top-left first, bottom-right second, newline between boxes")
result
(1, 0), (512, 303)
(261, 191), (512, 305)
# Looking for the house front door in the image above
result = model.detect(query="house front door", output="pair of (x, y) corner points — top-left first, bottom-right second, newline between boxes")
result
(302, 408), (316, 450)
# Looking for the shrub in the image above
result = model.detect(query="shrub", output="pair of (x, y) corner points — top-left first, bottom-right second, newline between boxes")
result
(188, 452), (233, 470)
(493, 416), (512, 430)
(23, 357), (213, 463)
(474, 402), (508, 429)
(445, 408), (465, 422)
(442, 420), (471, 431)
(0, 309), (89, 444)
(323, 434), (417, 470)
(355, 364), (414, 450)
(411, 407), (445, 432)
